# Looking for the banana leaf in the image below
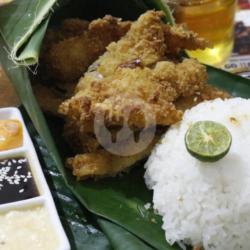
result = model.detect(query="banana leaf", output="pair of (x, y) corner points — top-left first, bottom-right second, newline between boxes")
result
(0, 0), (56, 65)
(21, 107), (111, 250)
(98, 218), (154, 250)
(1, 0), (250, 249)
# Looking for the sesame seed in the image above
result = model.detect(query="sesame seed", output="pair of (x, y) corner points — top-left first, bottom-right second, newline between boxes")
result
(0, 157), (38, 204)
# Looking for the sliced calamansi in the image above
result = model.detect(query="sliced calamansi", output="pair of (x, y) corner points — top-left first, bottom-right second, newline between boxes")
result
(185, 121), (232, 162)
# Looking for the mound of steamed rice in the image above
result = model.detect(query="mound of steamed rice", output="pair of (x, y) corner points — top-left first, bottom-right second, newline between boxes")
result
(145, 98), (250, 250)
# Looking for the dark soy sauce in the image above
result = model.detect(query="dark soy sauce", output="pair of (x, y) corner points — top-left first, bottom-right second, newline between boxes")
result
(0, 157), (39, 205)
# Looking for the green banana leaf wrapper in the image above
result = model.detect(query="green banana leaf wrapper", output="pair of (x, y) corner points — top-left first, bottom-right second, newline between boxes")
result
(1, 0), (250, 249)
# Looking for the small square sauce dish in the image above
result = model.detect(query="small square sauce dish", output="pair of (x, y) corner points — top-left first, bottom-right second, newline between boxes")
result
(0, 107), (70, 250)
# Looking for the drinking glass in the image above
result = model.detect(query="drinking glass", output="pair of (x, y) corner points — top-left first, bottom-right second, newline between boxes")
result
(175, 0), (236, 66)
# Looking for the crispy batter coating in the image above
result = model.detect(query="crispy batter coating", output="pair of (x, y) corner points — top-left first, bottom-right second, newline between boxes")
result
(37, 11), (209, 116)
(60, 59), (207, 130)
(175, 84), (231, 111)
(57, 11), (227, 180)
(41, 16), (131, 83)
(67, 137), (159, 180)
(82, 10), (209, 79)
(66, 85), (229, 179)
(164, 24), (212, 53)
(32, 80), (75, 115)
(57, 11), (228, 180)
(35, 16), (131, 115)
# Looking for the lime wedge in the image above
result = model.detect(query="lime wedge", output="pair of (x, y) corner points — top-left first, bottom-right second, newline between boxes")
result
(185, 121), (232, 162)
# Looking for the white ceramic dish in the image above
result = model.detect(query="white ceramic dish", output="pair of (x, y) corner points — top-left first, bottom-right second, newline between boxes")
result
(0, 107), (70, 250)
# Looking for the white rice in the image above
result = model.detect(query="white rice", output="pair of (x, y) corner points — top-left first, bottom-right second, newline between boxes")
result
(144, 98), (250, 250)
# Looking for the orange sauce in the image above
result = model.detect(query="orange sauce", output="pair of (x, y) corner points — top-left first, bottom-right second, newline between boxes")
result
(175, 0), (236, 66)
(0, 120), (23, 151)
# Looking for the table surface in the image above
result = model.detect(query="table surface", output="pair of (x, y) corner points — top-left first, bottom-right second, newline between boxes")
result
(0, 66), (20, 107)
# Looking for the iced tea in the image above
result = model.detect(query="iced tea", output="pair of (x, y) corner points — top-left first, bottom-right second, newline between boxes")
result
(175, 0), (236, 66)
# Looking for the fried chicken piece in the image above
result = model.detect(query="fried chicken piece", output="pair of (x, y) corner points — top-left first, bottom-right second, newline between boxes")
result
(67, 150), (148, 180)
(35, 16), (131, 115)
(82, 10), (209, 79)
(35, 19), (91, 115)
(59, 10), (228, 180)
(41, 16), (131, 83)
(59, 58), (207, 155)
(60, 58), (207, 131)
(41, 19), (90, 59)
(164, 24), (212, 54)
(67, 134), (160, 180)
(175, 84), (231, 111)
(37, 11), (207, 115)
(66, 85), (229, 179)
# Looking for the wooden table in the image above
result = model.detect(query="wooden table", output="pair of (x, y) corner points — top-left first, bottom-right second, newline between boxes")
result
(0, 66), (20, 107)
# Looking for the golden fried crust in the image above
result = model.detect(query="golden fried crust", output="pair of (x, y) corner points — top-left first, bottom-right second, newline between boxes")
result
(59, 58), (207, 130)
(89, 15), (131, 38)
(59, 58), (207, 154)
(65, 84), (229, 180)
(67, 135), (160, 180)
(38, 11), (208, 115)
(153, 59), (208, 97)
(95, 11), (167, 77)
(61, 85), (229, 155)
(35, 16), (131, 114)
(65, 84), (230, 180)
(164, 24), (211, 53)
(57, 11), (228, 180)
(67, 151), (145, 180)
(89, 11), (210, 78)
(175, 84), (230, 111)
(41, 16), (131, 83)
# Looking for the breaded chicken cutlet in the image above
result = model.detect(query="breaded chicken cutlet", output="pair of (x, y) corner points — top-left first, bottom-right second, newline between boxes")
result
(41, 15), (131, 83)
(58, 11), (229, 180)
(33, 15), (131, 114)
